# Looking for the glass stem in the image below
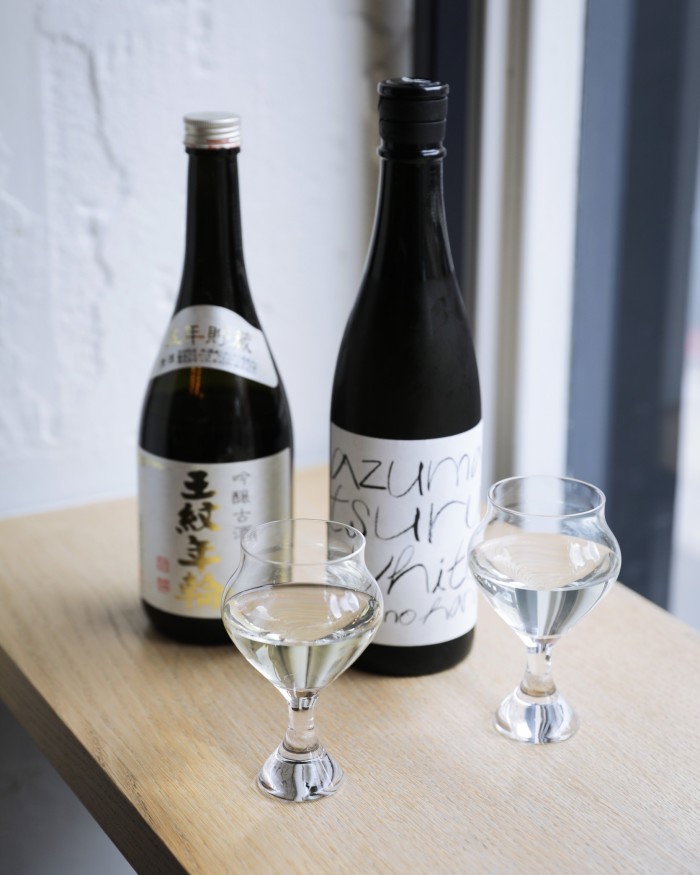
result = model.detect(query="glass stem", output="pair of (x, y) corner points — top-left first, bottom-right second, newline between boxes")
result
(521, 642), (556, 697)
(283, 695), (320, 755)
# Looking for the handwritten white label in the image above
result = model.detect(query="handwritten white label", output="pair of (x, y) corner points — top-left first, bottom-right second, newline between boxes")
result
(150, 304), (279, 388)
(139, 447), (291, 618)
(330, 423), (482, 647)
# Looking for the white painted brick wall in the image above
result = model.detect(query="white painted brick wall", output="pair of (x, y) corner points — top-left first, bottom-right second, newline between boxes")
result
(0, 0), (412, 518)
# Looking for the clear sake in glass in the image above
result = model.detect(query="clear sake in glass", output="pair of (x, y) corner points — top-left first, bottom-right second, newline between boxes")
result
(468, 476), (621, 743)
(221, 519), (382, 800)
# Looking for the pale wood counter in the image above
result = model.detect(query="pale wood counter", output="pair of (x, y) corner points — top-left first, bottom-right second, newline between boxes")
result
(1, 467), (699, 874)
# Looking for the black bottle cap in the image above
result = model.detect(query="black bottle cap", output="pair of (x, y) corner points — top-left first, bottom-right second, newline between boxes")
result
(378, 77), (449, 144)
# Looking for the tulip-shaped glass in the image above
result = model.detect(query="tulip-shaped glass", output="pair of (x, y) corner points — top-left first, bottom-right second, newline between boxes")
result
(468, 476), (621, 743)
(221, 519), (383, 801)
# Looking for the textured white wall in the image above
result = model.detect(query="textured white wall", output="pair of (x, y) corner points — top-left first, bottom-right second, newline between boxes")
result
(0, 0), (412, 518)
(0, 4), (412, 873)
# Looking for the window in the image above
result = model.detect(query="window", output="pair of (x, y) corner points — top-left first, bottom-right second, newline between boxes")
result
(417, 0), (700, 627)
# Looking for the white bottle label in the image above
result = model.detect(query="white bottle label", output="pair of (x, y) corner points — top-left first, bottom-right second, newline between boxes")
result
(330, 423), (482, 647)
(150, 304), (279, 388)
(139, 447), (291, 618)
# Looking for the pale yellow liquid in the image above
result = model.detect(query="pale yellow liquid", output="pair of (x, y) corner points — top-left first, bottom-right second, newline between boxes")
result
(222, 584), (381, 696)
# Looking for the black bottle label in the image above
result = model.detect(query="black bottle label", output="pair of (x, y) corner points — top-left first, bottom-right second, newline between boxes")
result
(139, 447), (291, 618)
(330, 423), (482, 646)
(150, 304), (278, 387)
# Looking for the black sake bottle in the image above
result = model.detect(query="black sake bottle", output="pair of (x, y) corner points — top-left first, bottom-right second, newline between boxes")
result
(330, 80), (482, 675)
(139, 113), (293, 644)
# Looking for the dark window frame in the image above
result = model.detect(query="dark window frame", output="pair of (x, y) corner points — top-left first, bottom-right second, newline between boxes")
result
(568, 0), (700, 606)
(413, 0), (485, 323)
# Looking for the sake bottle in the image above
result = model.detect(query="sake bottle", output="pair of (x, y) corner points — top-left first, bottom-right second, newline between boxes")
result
(330, 80), (482, 675)
(139, 112), (293, 644)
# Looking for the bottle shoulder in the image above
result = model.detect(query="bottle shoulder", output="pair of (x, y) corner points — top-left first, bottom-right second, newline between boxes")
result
(140, 368), (292, 463)
(346, 271), (473, 346)
(331, 275), (481, 439)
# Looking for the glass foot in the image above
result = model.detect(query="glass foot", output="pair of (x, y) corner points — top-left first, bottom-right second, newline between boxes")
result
(257, 744), (344, 802)
(494, 685), (580, 744)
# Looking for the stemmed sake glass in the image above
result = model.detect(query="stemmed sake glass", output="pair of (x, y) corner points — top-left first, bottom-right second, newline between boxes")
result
(468, 476), (621, 744)
(221, 519), (382, 801)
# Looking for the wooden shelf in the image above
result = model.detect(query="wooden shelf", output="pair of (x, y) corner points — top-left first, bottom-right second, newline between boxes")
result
(1, 467), (698, 873)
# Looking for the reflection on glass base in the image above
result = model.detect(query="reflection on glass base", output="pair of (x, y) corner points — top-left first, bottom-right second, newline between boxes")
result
(494, 686), (580, 744)
(257, 744), (344, 802)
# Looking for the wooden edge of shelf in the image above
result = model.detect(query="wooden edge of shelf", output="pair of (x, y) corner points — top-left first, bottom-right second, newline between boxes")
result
(0, 645), (188, 875)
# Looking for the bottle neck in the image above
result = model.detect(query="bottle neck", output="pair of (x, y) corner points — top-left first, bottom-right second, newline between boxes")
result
(176, 148), (251, 312)
(365, 144), (455, 287)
